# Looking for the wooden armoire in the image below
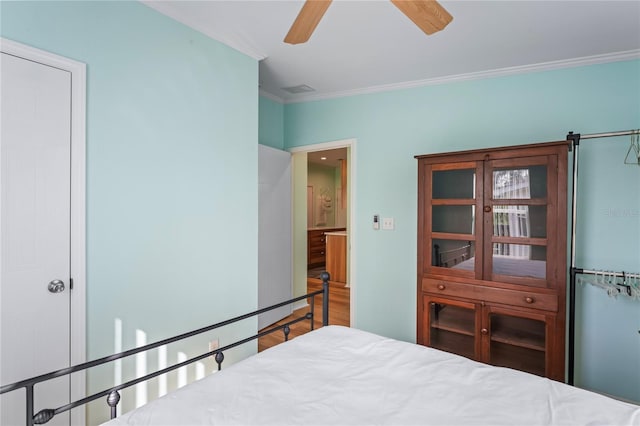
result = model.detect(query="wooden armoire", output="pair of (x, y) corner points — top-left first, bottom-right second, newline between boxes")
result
(416, 141), (569, 381)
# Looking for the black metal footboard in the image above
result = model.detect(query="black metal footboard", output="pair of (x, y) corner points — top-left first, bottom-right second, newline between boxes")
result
(1, 272), (331, 425)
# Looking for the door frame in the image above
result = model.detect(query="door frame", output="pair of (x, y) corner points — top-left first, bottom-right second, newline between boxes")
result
(1, 38), (86, 424)
(290, 138), (356, 326)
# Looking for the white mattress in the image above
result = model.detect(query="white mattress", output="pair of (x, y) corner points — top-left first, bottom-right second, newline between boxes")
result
(104, 326), (640, 425)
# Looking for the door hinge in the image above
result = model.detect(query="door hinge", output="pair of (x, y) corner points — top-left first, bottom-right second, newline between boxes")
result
(69, 278), (74, 290)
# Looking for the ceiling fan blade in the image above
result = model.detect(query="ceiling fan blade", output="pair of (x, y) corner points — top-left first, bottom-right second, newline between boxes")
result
(390, 0), (453, 35)
(284, 0), (333, 45)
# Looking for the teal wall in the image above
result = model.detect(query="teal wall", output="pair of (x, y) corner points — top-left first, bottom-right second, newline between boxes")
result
(259, 95), (284, 149)
(2, 1), (259, 422)
(574, 139), (640, 402)
(284, 60), (640, 402)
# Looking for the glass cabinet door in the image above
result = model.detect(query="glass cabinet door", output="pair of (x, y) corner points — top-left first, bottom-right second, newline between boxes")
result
(485, 308), (547, 377)
(432, 167), (476, 199)
(424, 296), (479, 360)
(429, 163), (482, 277)
(485, 157), (555, 286)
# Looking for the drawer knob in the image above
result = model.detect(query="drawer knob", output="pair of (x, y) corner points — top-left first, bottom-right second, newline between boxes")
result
(481, 328), (488, 335)
(437, 284), (446, 290)
(525, 296), (535, 304)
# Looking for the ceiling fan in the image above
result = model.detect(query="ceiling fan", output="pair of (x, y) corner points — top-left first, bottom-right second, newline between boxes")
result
(284, 0), (453, 45)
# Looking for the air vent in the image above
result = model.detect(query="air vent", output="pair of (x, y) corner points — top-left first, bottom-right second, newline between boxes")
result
(281, 84), (315, 94)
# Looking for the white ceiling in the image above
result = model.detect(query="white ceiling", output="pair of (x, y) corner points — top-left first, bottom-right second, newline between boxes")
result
(144, 1), (640, 103)
(308, 147), (348, 167)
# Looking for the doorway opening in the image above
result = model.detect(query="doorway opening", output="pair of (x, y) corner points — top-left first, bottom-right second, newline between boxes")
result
(292, 139), (356, 328)
(258, 139), (355, 352)
(306, 147), (348, 281)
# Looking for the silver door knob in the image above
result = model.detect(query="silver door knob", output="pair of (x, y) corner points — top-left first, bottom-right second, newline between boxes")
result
(48, 280), (65, 293)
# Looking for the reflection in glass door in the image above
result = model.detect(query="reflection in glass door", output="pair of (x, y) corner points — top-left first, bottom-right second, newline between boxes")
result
(429, 163), (481, 278)
(487, 160), (552, 284)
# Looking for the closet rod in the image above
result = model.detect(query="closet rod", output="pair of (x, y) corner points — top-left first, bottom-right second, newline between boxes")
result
(565, 128), (639, 387)
(575, 268), (640, 279)
(579, 129), (640, 140)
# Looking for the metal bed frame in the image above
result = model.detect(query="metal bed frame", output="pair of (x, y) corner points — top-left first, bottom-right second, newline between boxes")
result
(1, 273), (331, 426)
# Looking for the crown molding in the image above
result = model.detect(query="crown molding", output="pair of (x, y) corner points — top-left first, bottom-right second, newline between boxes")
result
(280, 49), (640, 104)
(142, 1), (267, 61)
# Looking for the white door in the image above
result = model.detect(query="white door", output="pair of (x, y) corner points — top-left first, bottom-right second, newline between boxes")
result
(258, 145), (292, 329)
(1, 52), (72, 425)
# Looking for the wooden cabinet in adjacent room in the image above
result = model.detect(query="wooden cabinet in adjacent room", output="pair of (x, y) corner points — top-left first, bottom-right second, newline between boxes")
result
(308, 228), (345, 268)
(325, 231), (347, 283)
(415, 141), (569, 381)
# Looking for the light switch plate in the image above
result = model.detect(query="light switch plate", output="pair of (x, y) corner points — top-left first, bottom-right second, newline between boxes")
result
(382, 217), (394, 230)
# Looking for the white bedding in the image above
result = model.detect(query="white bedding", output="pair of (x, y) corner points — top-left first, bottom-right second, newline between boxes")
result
(105, 326), (640, 425)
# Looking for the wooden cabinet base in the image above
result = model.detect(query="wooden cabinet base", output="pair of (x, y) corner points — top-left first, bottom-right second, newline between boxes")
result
(326, 233), (347, 283)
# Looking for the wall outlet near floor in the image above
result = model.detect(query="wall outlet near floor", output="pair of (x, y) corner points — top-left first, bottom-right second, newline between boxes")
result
(208, 339), (219, 355)
(382, 217), (394, 230)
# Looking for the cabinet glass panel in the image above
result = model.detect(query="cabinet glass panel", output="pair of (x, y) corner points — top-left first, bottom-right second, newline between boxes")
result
(492, 243), (546, 279)
(493, 166), (546, 199)
(429, 302), (475, 359)
(433, 205), (475, 234)
(489, 313), (545, 377)
(492, 205), (546, 238)
(433, 169), (475, 199)
(433, 239), (475, 269)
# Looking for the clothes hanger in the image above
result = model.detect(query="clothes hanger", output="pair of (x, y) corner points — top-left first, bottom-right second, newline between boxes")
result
(623, 131), (640, 165)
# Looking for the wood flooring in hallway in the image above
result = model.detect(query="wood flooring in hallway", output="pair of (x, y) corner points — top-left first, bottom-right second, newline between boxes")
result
(258, 280), (350, 352)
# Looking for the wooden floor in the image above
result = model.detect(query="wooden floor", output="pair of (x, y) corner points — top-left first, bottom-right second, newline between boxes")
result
(258, 279), (350, 352)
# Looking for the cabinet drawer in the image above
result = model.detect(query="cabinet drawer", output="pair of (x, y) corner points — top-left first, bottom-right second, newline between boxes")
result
(309, 235), (326, 246)
(309, 246), (326, 265)
(422, 278), (558, 312)
(309, 246), (325, 257)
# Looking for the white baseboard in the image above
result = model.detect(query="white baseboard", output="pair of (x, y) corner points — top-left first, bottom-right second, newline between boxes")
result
(292, 300), (309, 311)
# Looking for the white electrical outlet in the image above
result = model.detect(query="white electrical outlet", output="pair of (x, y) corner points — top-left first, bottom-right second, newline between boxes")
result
(382, 217), (394, 230)
(209, 339), (219, 355)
